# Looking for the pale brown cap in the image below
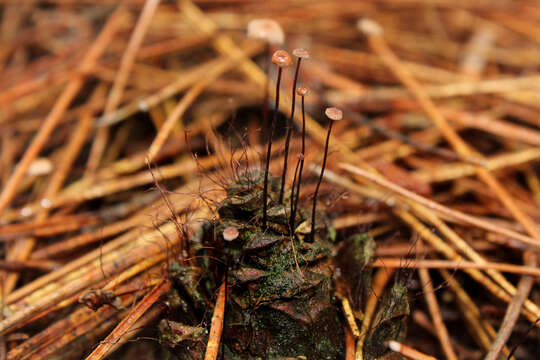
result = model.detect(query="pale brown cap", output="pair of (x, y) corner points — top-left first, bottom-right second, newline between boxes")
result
(296, 86), (309, 96)
(272, 50), (292, 67)
(223, 226), (239, 241)
(292, 48), (310, 59)
(357, 18), (383, 36)
(325, 107), (343, 121)
(247, 19), (285, 45)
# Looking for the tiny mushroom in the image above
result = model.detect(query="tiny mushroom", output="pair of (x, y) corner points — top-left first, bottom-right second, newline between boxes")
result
(357, 18), (383, 36)
(325, 107), (343, 121)
(223, 226), (240, 242)
(271, 49), (292, 67)
(296, 86), (309, 96)
(278, 48), (308, 204)
(292, 48), (310, 59)
(310, 107), (343, 240)
(247, 19), (285, 45)
(262, 50), (291, 229)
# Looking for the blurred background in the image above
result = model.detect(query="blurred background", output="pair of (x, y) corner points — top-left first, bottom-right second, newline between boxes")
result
(1, 1), (540, 359)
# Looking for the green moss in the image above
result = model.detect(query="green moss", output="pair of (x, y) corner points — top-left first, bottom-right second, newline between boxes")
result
(345, 233), (373, 264)
(240, 306), (343, 359)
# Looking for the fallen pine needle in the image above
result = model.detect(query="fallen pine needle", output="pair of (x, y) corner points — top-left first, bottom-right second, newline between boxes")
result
(338, 163), (539, 249)
(485, 251), (537, 360)
(205, 282), (227, 360)
(84, 279), (170, 360)
(372, 258), (540, 277)
(341, 297), (360, 338)
(386, 340), (438, 360)
(418, 255), (458, 360)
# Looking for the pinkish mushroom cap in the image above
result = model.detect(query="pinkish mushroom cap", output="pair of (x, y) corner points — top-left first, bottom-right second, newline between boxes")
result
(325, 107), (343, 121)
(296, 86), (309, 96)
(292, 48), (310, 59)
(272, 50), (292, 67)
(247, 19), (285, 45)
(223, 226), (239, 242)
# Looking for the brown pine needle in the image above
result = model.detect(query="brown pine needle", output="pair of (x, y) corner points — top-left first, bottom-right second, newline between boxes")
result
(485, 252), (537, 360)
(439, 269), (514, 359)
(0, 4), (127, 216)
(418, 262), (458, 360)
(146, 42), (262, 162)
(387, 340), (438, 360)
(345, 325), (356, 360)
(87, 0), (162, 173)
(4, 2), (540, 359)
(372, 258), (540, 277)
(204, 282), (227, 360)
(362, 21), (540, 245)
(84, 279), (170, 360)
(341, 297), (361, 338)
(321, 167), (540, 323)
(339, 163), (539, 249)
(0, 260), (59, 272)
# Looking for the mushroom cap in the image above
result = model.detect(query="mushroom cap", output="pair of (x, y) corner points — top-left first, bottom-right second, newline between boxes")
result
(247, 19), (285, 45)
(223, 226), (239, 241)
(386, 340), (401, 352)
(272, 50), (292, 67)
(325, 107), (343, 121)
(296, 86), (309, 96)
(357, 18), (383, 36)
(292, 48), (310, 59)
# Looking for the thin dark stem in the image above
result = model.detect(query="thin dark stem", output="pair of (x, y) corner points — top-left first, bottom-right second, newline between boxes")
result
(289, 156), (301, 233)
(291, 94), (306, 229)
(262, 67), (282, 230)
(262, 43), (270, 149)
(310, 120), (333, 241)
(278, 58), (302, 204)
